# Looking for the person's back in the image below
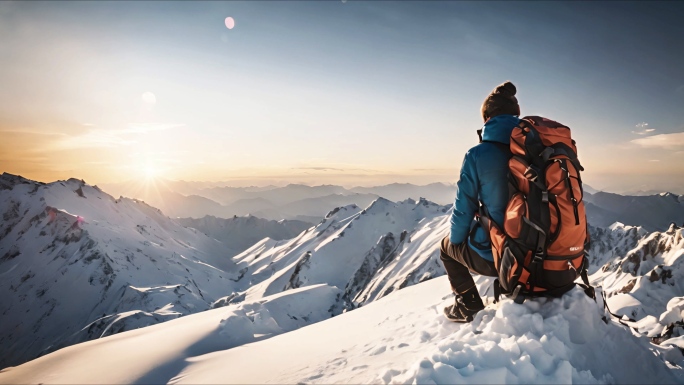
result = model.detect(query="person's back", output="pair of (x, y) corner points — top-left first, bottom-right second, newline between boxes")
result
(441, 81), (521, 322)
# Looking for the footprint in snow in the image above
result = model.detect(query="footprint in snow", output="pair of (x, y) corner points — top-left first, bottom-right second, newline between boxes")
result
(328, 357), (347, 367)
(370, 345), (387, 356)
(381, 368), (402, 383)
(304, 373), (324, 381)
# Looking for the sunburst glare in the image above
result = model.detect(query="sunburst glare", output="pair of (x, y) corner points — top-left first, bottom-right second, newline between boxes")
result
(144, 164), (159, 180)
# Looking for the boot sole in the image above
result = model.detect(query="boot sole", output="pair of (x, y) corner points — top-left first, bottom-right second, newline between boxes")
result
(443, 307), (473, 323)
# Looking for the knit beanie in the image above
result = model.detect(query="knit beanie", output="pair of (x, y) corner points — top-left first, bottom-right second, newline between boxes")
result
(481, 81), (520, 121)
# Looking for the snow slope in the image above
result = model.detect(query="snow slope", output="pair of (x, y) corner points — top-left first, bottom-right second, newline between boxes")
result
(1, 277), (681, 384)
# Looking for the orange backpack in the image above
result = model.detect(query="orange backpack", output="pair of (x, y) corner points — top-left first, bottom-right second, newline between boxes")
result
(477, 116), (591, 303)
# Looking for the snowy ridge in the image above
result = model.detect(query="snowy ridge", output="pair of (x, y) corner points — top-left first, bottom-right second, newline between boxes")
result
(227, 197), (451, 313)
(587, 222), (650, 270)
(341, 209), (449, 310)
(589, 223), (684, 338)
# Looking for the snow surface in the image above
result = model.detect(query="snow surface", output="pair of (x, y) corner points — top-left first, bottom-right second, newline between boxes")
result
(1, 277), (681, 384)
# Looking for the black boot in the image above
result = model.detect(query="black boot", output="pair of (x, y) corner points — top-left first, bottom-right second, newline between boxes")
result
(443, 287), (485, 323)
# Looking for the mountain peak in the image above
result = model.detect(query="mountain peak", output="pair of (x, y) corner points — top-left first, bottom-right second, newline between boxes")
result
(401, 198), (417, 205)
(659, 192), (680, 200)
(65, 178), (86, 186)
(417, 197), (436, 206)
(0, 173), (39, 190)
(364, 197), (396, 214)
(324, 204), (360, 219)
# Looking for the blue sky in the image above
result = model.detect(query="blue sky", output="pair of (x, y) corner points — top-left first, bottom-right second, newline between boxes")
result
(1, 1), (683, 191)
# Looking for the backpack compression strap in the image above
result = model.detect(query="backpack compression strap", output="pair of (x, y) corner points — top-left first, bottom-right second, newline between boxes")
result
(516, 121), (553, 294)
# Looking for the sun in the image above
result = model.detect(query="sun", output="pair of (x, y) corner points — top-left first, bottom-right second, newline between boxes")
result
(144, 164), (159, 180)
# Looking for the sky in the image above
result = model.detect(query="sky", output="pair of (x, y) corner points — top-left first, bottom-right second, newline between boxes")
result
(1, 1), (684, 192)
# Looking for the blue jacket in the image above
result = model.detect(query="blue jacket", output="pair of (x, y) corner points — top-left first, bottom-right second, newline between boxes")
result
(450, 115), (520, 261)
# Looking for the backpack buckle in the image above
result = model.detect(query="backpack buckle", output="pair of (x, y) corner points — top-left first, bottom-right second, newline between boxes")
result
(493, 279), (502, 304)
(511, 285), (525, 304)
(540, 147), (555, 162)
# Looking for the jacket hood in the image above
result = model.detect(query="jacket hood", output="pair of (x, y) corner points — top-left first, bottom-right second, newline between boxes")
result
(480, 114), (520, 144)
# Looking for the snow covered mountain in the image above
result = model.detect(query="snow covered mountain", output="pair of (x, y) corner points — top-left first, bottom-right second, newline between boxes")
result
(176, 215), (312, 256)
(223, 197), (451, 314)
(0, 173), (243, 369)
(0, 174), (452, 369)
(588, 223), (684, 329)
(2, 173), (683, 382)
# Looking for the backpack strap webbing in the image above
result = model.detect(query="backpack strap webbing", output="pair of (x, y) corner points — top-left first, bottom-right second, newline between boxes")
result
(524, 184), (551, 293)
(578, 267), (596, 301)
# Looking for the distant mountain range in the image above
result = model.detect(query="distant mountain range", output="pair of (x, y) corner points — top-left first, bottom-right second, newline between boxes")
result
(100, 180), (456, 222)
(98, 179), (684, 232)
(584, 191), (684, 231)
(176, 215), (313, 255)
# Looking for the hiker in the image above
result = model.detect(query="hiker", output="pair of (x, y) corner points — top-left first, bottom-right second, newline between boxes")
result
(441, 82), (590, 323)
(441, 81), (521, 322)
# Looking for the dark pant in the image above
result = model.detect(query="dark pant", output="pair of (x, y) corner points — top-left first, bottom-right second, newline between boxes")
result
(440, 236), (497, 294)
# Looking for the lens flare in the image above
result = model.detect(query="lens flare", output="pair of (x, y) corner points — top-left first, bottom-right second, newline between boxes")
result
(141, 92), (156, 105)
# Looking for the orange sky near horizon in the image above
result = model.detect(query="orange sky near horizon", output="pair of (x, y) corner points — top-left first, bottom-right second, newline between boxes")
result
(1, 1), (684, 193)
